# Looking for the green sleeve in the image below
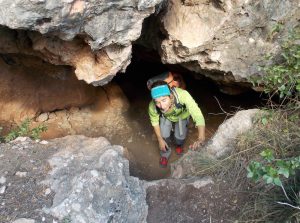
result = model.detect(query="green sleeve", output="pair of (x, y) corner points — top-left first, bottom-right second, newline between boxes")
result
(148, 100), (160, 126)
(179, 89), (205, 126)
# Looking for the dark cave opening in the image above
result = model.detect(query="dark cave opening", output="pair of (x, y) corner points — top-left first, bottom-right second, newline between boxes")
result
(112, 45), (265, 180)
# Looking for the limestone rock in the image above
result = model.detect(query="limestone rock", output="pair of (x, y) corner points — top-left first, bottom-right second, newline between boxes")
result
(43, 135), (147, 223)
(171, 109), (260, 178)
(12, 137), (30, 143)
(0, 55), (96, 123)
(142, 0), (299, 90)
(36, 113), (49, 122)
(0, 0), (163, 85)
(15, 171), (28, 178)
(205, 109), (260, 157)
(0, 48), (129, 126)
(38, 82), (130, 139)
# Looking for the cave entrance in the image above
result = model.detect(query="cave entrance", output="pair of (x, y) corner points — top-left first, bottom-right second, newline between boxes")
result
(111, 46), (263, 180)
(0, 45), (264, 181)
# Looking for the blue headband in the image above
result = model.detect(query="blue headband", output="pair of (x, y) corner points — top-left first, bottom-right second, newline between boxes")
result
(151, 85), (171, 99)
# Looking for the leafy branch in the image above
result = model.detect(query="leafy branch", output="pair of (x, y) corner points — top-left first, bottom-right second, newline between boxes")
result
(251, 27), (300, 102)
(247, 148), (300, 209)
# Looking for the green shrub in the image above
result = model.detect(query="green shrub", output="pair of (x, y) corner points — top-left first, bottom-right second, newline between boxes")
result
(240, 110), (300, 222)
(247, 149), (300, 186)
(251, 27), (300, 101)
(188, 108), (299, 222)
(3, 118), (47, 143)
(30, 124), (48, 140)
(245, 27), (300, 221)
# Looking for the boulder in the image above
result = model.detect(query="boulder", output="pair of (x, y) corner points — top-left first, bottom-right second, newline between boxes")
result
(205, 109), (260, 157)
(43, 135), (147, 223)
(171, 109), (260, 178)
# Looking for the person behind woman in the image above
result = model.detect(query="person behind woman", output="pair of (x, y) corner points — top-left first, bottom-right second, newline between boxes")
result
(148, 80), (205, 167)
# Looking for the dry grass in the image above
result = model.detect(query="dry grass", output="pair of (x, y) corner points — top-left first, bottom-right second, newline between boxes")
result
(189, 107), (300, 222)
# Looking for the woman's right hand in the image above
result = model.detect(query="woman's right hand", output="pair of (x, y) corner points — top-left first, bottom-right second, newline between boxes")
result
(158, 138), (168, 152)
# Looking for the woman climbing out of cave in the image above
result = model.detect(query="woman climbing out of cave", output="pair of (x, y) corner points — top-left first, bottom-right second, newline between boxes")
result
(148, 74), (205, 167)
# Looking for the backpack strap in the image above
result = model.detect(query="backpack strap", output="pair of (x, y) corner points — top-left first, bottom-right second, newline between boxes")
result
(171, 87), (185, 109)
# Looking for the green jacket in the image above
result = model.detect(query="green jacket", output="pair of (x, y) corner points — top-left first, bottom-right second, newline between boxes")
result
(148, 88), (205, 127)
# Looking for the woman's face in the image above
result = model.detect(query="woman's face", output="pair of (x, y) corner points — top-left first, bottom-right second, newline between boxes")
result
(154, 96), (172, 113)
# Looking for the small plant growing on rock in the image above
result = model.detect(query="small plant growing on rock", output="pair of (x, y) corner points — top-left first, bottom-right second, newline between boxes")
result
(3, 118), (47, 142)
(62, 215), (72, 223)
(30, 124), (48, 140)
(251, 27), (300, 102)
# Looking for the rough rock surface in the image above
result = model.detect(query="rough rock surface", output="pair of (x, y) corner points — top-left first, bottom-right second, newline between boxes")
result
(35, 81), (130, 140)
(205, 108), (260, 157)
(0, 136), (147, 223)
(171, 109), (260, 178)
(0, 0), (163, 85)
(0, 42), (131, 129)
(0, 54), (96, 124)
(43, 135), (147, 223)
(141, 0), (299, 91)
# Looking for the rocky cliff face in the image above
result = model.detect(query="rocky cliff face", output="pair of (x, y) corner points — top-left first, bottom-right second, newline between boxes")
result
(0, 0), (165, 127)
(0, 50), (96, 123)
(140, 0), (299, 93)
(0, 0), (298, 90)
(0, 0), (298, 125)
(0, 0), (163, 85)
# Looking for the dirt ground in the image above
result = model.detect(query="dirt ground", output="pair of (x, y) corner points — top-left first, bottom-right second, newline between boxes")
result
(146, 178), (245, 223)
(0, 139), (59, 223)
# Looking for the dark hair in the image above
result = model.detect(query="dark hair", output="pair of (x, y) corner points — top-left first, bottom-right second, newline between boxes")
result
(150, 80), (170, 90)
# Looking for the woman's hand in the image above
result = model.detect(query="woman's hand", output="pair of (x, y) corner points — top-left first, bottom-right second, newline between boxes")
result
(189, 125), (206, 150)
(189, 137), (205, 150)
(158, 138), (169, 152)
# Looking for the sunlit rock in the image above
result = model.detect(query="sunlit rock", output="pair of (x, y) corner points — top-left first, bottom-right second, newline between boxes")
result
(42, 135), (148, 222)
(171, 109), (260, 178)
(141, 0), (299, 91)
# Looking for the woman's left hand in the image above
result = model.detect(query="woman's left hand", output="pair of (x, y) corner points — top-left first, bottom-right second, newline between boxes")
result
(189, 138), (205, 150)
